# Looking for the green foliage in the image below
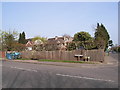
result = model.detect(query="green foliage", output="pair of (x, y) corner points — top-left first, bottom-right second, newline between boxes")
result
(80, 39), (96, 50)
(94, 23), (110, 50)
(38, 59), (96, 64)
(1, 30), (26, 51)
(67, 42), (76, 51)
(94, 37), (106, 49)
(73, 31), (92, 42)
(1, 30), (18, 51)
(32, 36), (47, 43)
(72, 31), (93, 50)
(18, 31), (27, 44)
(111, 46), (120, 53)
(18, 33), (22, 43)
(118, 47), (120, 52)
(32, 36), (47, 51)
(108, 40), (113, 47)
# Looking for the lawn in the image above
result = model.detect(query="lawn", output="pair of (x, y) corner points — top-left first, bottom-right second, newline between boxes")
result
(15, 58), (98, 64)
(38, 59), (96, 64)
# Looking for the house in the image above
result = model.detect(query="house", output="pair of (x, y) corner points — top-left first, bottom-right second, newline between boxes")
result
(45, 36), (73, 51)
(25, 40), (34, 51)
(25, 39), (44, 51)
(26, 36), (73, 51)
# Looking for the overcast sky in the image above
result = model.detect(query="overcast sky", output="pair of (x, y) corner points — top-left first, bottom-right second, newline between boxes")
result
(2, 2), (118, 44)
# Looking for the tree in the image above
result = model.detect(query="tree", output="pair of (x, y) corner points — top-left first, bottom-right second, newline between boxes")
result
(12, 43), (26, 51)
(32, 36), (47, 43)
(73, 31), (92, 42)
(32, 36), (47, 51)
(94, 23), (110, 50)
(118, 47), (120, 53)
(18, 33), (22, 43)
(18, 31), (27, 44)
(21, 31), (27, 44)
(80, 38), (96, 50)
(1, 30), (18, 51)
(108, 40), (113, 47)
(0, 30), (3, 50)
(73, 31), (92, 49)
(66, 42), (76, 51)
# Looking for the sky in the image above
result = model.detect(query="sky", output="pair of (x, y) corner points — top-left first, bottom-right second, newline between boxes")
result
(1, 2), (118, 44)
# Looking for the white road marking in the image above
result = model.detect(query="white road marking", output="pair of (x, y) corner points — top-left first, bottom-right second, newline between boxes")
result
(10, 66), (37, 72)
(56, 74), (115, 83)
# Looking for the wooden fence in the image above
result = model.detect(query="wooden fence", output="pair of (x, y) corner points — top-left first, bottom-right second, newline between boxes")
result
(21, 49), (105, 62)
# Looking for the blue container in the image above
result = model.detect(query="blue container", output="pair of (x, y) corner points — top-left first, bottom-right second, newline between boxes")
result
(6, 52), (21, 60)
(14, 52), (21, 59)
(6, 53), (13, 60)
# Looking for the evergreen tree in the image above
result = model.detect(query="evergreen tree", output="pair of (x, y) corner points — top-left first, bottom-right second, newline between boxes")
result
(108, 40), (113, 47)
(18, 33), (22, 43)
(94, 23), (110, 50)
(21, 32), (25, 44)
(18, 31), (27, 44)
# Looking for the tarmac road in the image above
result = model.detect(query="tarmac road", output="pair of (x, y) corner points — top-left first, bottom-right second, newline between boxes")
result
(109, 53), (119, 61)
(2, 60), (118, 88)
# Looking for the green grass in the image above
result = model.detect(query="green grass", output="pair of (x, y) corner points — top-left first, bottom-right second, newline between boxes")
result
(38, 59), (96, 64)
(16, 58), (30, 60)
(16, 58), (98, 64)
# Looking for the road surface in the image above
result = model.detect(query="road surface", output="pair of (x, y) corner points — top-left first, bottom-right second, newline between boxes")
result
(2, 59), (118, 88)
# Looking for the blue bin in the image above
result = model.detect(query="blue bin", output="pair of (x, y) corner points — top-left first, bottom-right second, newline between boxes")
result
(14, 52), (21, 59)
(6, 53), (13, 60)
(6, 52), (21, 60)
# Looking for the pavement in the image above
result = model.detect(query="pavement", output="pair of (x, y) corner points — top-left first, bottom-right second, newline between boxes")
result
(2, 54), (118, 88)
(104, 53), (119, 66)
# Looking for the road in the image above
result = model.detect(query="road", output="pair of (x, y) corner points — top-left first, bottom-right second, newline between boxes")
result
(2, 58), (118, 88)
(109, 53), (119, 61)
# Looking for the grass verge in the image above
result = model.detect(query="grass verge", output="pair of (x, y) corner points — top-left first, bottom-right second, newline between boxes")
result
(15, 58), (98, 64)
(16, 58), (30, 60)
(38, 59), (96, 64)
